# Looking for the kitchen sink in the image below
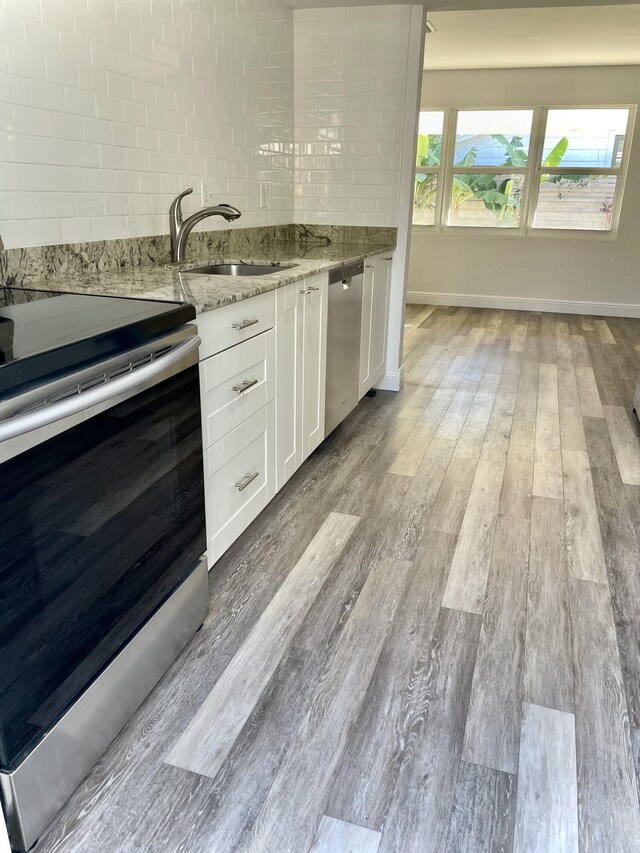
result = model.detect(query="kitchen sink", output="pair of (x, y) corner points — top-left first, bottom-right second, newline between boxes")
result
(185, 263), (296, 276)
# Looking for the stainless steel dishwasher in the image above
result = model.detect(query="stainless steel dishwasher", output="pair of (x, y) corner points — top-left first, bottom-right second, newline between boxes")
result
(325, 260), (364, 436)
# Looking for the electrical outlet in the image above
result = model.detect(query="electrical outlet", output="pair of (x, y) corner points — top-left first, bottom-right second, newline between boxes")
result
(201, 180), (217, 205)
(260, 182), (268, 210)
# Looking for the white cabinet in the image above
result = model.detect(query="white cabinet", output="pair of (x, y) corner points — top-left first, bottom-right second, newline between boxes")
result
(197, 289), (275, 360)
(370, 255), (392, 387)
(359, 253), (392, 397)
(200, 330), (274, 448)
(204, 402), (276, 564)
(275, 282), (303, 489)
(359, 262), (374, 398)
(196, 256), (391, 567)
(276, 273), (328, 490)
(302, 275), (328, 458)
(197, 291), (277, 565)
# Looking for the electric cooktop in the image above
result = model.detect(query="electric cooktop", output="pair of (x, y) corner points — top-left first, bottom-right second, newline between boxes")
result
(0, 287), (195, 394)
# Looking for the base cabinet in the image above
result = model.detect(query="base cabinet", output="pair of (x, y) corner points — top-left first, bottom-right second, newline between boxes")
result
(204, 401), (276, 564)
(275, 283), (303, 490)
(198, 257), (388, 568)
(276, 273), (328, 490)
(359, 262), (374, 398)
(200, 330), (274, 448)
(360, 253), (392, 397)
(370, 255), (392, 387)
(301, 275), (328, 459)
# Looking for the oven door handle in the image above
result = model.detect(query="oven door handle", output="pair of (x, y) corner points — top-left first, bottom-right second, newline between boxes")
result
(0, 334), (201, 443)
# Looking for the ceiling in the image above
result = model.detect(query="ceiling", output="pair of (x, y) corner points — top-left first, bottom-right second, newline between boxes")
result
(290, 0), (640, 8)
(288, 1), (640, 70)
(424, 4), (640, 69)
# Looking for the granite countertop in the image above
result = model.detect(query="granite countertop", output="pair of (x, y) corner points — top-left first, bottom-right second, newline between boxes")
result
(20, 241), (396, 314)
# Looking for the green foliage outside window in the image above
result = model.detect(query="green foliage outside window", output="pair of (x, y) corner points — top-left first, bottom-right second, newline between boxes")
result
(414, 133), (573, 225)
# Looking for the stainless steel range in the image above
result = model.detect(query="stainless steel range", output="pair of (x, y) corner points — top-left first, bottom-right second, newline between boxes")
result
(0, 287), (208, 851)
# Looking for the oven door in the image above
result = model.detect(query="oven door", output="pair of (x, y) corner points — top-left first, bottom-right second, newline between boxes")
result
(0, 327), (206, 771)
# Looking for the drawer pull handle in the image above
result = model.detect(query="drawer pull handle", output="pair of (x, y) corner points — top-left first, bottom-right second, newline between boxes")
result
(232, 378), (258, 394)
(235, 471), (259, 491)
(232, 318), (259, 330)
(300, 286), (319, 295)
(383, 256), (393, 261)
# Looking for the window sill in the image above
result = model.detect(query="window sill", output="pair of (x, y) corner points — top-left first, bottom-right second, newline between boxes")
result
(411, 224), (619, 241)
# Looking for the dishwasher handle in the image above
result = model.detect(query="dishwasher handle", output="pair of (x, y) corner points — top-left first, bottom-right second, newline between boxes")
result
(329, 260), (364, 285)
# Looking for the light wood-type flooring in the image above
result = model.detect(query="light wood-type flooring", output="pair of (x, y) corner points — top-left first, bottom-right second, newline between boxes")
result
(36, 305), (640, 852)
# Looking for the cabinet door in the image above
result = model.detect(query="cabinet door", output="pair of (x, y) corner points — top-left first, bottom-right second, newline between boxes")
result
(275, 283), (303, 490)
(204, 401), (276, 565)
(200, 330), (275, 450)
(359, 262), (375, 398)
(370, 256), (392, 386)
(301, 274), (328, 459)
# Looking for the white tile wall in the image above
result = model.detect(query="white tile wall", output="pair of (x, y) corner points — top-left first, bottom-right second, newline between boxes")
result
(0, 0), (294, 248)
(293, 5), (412, 228)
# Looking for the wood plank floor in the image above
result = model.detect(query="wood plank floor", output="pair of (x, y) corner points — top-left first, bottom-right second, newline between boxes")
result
(35, 305), (640, 853)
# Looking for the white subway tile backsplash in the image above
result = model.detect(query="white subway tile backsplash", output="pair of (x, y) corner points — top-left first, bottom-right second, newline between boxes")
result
(8, 44), (45, 79)
(0, 1), (408, 249)
(2, 0), (38, 22)
(44, 55), (79, 88)
(42, 193), (78, 219)
(73, 12), (105, 45)
(23, 22), (60, 56)
(60, 31), (92, 65)
(30, 79), (66, 112)
(64, 87), (96, 117)
(7, 192), (43, 219)
(27, 217), (63, 246)
(293, 5), (410, 227)
(40, 3), (75, 34)
(0, 219), (28, 244)
(61, 217), (93, 243)
(0, 0), (294, 248)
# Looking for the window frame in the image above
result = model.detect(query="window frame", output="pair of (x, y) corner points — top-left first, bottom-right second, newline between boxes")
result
(413, 104), (637, 239)
(413, 110), (446, 228)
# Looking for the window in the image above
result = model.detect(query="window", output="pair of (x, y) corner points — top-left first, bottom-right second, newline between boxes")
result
(533, 109), (630, 231)
(449, 109), (533, 228)
(413, 106), (634, 235)
(413, 111), (444, 226)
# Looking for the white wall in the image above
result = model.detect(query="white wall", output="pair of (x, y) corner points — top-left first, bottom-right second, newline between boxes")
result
(409, 66), (640, 314)
(0, 0), (294, 249)
(293, 4), (412, 227)
(0, 1), (421, 250)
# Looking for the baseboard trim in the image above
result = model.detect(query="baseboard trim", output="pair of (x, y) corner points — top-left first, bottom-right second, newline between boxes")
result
(375, 366), (404, 392)
(406, 290), (640, 318)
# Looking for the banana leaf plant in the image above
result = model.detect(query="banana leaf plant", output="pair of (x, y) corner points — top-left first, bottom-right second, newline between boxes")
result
(450, 140), (520, 223)
(540, 137), (594, 198)
(451, 134), (571, 224)
(414, 133), (442, 219)
(414, 130), (575, 225)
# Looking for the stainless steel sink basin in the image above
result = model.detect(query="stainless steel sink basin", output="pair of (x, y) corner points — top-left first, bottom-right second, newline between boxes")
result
(185, 263), (296, 276)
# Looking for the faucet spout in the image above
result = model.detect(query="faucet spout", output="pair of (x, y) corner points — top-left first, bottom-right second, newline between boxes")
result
(169, 190), (242, 263)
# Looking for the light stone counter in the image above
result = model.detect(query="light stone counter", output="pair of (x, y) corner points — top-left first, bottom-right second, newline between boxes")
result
(15, 241), (396, 314)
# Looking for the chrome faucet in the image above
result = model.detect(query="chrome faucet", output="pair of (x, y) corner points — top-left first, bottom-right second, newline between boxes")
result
(169, 188), (242, 263)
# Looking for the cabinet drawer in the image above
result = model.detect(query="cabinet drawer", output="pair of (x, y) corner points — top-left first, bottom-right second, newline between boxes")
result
(204, 401), (275, 565)
(197, 291), (275, 359)
(200, 330), (275, 449)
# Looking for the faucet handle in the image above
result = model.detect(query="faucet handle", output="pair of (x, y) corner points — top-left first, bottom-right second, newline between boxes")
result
(170, 188), (193, 225)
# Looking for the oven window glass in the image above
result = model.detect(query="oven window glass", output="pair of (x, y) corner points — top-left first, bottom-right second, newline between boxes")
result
(0, 364), (205, 769)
